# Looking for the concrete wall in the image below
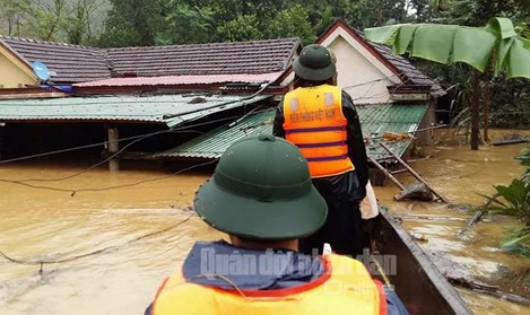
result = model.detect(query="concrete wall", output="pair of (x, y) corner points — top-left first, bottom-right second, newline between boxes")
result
(0, 46), (36, 88)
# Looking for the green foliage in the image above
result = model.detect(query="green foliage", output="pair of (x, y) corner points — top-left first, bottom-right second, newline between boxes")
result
(500, 227), (530, 256)
(348, 0), (409, 29)
(480, 147), (530, 256)
(0, 0), (105, 44)
(365, 18), (530, 79)
(485, 179), (530, 222)
(216, 14), (263, 42)
(157, 3), (214, 45)
(266, 5), (316, 45)
(99, 0), (161, 47)
(489, 77), (530, 128)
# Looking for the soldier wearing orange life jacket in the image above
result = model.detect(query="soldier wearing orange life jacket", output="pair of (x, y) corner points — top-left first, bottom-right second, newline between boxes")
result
(273, 44), (369, 257)
(144, 135), (408, 315)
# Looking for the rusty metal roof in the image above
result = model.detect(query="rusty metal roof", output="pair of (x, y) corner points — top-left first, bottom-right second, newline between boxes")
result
(156, 103), (428, 159)
(0, 94), (270, 127)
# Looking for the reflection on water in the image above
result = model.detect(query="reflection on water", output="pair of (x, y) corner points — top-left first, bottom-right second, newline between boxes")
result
(1, 140), (529, 314)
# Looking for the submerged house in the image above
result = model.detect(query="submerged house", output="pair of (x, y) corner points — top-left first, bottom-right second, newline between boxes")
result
(161, 20), (445, 164)
(0, 20), (444, 175)
(0, 36), (300, 167)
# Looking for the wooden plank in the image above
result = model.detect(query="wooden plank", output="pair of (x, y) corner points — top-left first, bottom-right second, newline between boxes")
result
(369, 156), (406, 190)
(380, 142), (449, 203)
(390, 168), (408, 175)
(491, 138), (530, 146)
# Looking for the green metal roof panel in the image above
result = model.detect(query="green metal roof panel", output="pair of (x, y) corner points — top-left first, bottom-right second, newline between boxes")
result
(0, 94), (270, 128)
(155, 108), (276, 158)
(357, 103), (428, 159)
(158, 103), (428, 159)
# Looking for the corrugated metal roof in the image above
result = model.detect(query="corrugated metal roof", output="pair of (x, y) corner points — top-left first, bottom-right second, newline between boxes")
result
(357, 103), (428, 158)
(74, 72), (284, 88)
(0, 94), (270, 127)
(156, 103), (428, 159)
(155, 108), (276, 158)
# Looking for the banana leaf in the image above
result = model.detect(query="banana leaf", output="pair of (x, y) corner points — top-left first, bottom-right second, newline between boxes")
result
(365, 17), (530, 79)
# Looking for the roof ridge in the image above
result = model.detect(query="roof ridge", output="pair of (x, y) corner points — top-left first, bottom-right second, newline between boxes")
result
(108, 37), (301, 52)
(0, 34), (301, 53)
(0, 34), (101, 50)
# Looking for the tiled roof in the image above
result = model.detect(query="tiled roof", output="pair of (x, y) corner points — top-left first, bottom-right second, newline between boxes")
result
(0, 36), (300, 84)
(0, 36), (110, 83)
(107, 38), (301, 77)
(369, 42), (446, 97)
(318, 20), (445, 97)
(351, 27), (445, 97)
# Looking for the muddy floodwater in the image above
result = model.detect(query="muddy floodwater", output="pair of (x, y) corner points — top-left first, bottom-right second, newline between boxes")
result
(1, 131), (529, 314)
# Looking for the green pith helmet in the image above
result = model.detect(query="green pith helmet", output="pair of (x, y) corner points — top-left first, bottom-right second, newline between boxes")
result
(194, 134), (328, 240)
(293, 44), (336, 82)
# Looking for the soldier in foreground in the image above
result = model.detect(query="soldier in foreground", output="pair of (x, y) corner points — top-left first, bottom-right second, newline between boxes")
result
(145, 135), (408, 315)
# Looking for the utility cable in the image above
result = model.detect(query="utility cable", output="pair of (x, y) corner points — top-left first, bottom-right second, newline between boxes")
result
(0, 158), (217, 197)
(0, 213), (194, 272)
(71, 159), (217, 196)
(0, 113), (243, 166)
(17, 129), (204, 183)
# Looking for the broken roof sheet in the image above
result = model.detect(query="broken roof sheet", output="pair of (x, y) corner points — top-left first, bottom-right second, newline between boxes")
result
(155, 103), (428, 159)
(0, 94), (270, 128)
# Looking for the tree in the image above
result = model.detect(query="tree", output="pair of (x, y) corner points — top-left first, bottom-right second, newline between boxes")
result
(157, 3), (214, 45)
(0, 0), (33, 36)
(216, 14), (263, 42)
(99, 0), (161, 47)
(365, 18), (530, 150)
(65, 0), (102, 44)
(265, 5), (316, 44)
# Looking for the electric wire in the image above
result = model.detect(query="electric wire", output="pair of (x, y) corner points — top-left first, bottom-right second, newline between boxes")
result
(0, 113), (246, 166)
(0, 108), (291, 193)
(0, 76), (417, 193)
(0, 213), (194, 270)
(17, 129), (204, 183)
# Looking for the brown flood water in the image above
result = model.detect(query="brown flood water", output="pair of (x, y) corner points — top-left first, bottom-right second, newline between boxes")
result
(1, 132), (529, 314)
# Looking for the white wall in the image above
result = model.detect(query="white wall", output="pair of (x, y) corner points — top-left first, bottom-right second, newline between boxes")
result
(315, 24), (404, 104)
(328, 36), (398, 104)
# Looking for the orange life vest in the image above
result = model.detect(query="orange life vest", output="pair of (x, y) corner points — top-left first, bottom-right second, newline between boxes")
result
(283, 85), (354, 178)
(151, 254), (387, 315)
